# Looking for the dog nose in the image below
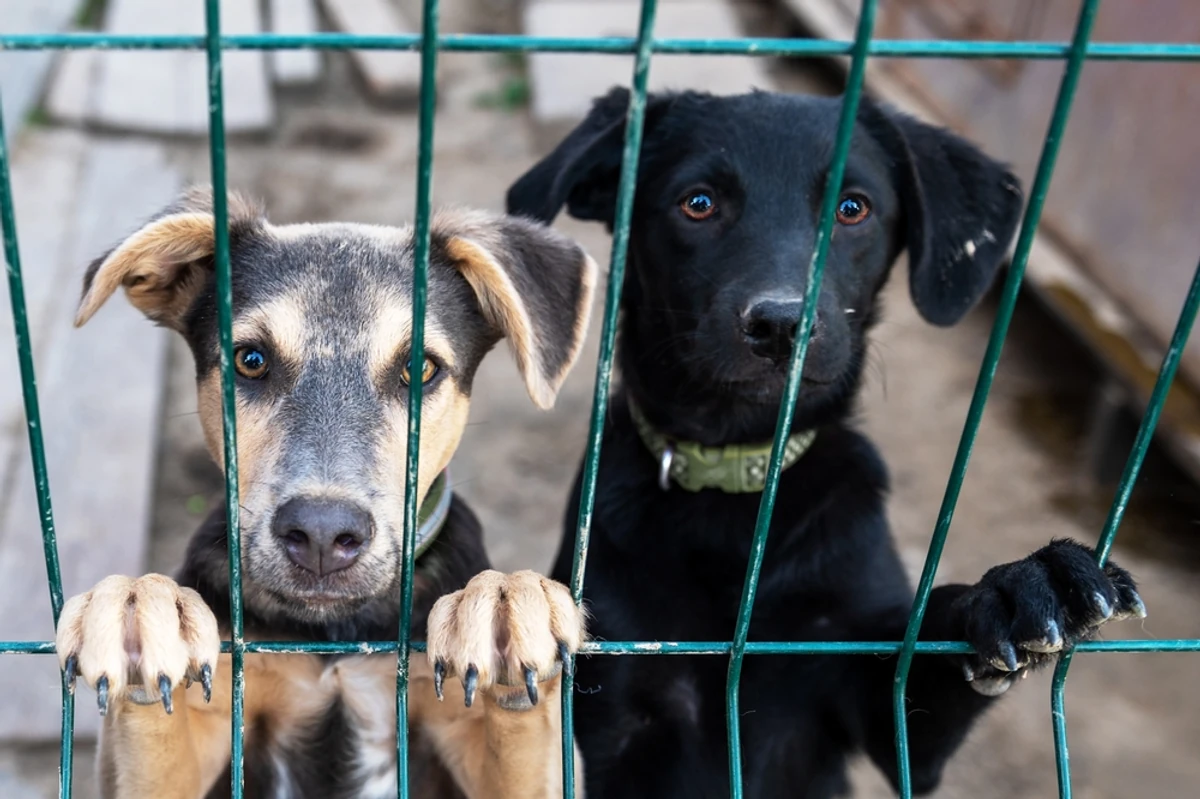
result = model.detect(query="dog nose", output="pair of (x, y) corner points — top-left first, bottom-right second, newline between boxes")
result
(742, 298), (806, 360)
(272, 498), (373, 576)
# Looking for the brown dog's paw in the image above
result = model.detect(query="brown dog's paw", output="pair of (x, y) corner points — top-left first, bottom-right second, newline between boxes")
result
(55, 574), (221, 715)
(426, 570), (586, 711)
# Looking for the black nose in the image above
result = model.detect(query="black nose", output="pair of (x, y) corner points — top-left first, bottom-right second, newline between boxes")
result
(272, 498), (373, 576)
(742, 298), (806, 361)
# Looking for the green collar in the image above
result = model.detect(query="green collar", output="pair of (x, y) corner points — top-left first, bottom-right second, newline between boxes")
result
(627, 400), (817, 493)
(414, 470), (452, 558)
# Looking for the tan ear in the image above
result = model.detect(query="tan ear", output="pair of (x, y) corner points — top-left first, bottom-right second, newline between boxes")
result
(433, 210), (598, 410)
(75, 189), (263, 329)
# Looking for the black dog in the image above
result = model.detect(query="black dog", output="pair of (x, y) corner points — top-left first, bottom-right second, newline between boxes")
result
(507, 88), (1146, 798)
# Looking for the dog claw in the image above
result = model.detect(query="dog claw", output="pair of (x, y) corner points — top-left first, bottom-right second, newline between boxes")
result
(558, 641), (572, 678)
(96, 676), (109, 716)
(158, 674), (173, 715)
(63, 656), (78, 693)
(1093, 592), (1114, 620)
(524, 666), (538, 706)
(1045, 620), (1063, 649)
(993, 642), (1019, 672)
(433, 660), (446, 702)
(200, 663), (212, 704)
(962, 661), (975, 682)
(1127, 592), (1148, 619)
(1022, 620), (1064, 653)
(463, 665), (478, 708)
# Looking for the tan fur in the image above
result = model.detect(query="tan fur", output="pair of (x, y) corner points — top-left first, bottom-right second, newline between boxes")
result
(443, 236), (554, 408)
(196, 372), (282, 501)
(559, 253), (599, 389)
(76, 213), (218, 328)
(59, 571), (586, 799)
(434, 208), (598, 411)
(372, 367), (471, 514)
(233, 295), (310, 366)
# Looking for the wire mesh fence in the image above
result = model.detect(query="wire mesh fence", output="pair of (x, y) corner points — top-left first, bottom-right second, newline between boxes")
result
(1, 1), (1199, 798)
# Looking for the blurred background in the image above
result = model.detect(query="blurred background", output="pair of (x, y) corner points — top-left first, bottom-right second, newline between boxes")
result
(1, 0), (1198, 796)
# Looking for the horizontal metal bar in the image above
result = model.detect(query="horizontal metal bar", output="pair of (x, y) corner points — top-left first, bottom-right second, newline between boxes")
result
(1, 34), (1198, 61)
(0, 642), (57, 654)
(6, 639), (1200, 656)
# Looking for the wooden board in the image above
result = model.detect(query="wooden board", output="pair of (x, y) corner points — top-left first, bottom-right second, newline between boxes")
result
(90, 0), (274, 134)
(0, 138), (177, 741)
(0, 0), (78, 145)
(44, 50), (97, 126)
(269, 0), (323, 87)
(320, 0), (423, 105)
(523, 0), (771, 144)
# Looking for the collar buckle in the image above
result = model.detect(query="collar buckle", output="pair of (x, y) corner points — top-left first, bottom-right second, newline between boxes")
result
(658, 444), (675, 492)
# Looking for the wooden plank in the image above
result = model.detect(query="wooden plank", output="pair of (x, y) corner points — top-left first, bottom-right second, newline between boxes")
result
(0, 0), (78, 146)
(319, 0), (423, 106)
(44, 50), (99, 126)
(0, 131), (90, 489)
(268, 0), (323, 87)
(0, 139), (177, 741)
(523, 0), (770, 142)
(91, 0), (274, 135)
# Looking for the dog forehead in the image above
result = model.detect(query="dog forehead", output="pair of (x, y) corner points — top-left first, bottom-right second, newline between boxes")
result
(225, 222), (485, 359)
(237, 222), (466, 318)
(256, 221), (415, 294)
(655, 93), (888, 178)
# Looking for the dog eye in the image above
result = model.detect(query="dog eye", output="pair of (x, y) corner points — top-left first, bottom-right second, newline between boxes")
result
(680, 191), (717, 221)
(401, 357), (439, 386)
(234, 347), (269, 379)
(835, 194), (872, 226)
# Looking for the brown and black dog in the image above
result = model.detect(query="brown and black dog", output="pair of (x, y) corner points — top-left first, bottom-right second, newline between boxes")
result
(53, 189), (597, 799)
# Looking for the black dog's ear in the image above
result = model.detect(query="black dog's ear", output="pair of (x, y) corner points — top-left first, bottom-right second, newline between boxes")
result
(432, 210), (598, 409)
(507, 87), (666, 225)
(861, 101), (1024, 326)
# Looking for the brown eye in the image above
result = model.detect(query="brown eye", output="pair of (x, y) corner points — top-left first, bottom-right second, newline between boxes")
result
(680, 191), (716, 220)
(401, 357), (438, 386)
(234, 347), (268, 379)
(835, 193), (871, 226)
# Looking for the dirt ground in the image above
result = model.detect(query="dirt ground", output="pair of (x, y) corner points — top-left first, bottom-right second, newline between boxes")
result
(5, 2), (1200, 796)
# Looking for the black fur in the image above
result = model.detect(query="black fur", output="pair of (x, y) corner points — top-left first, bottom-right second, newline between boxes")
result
(507, 88), (1143, 798)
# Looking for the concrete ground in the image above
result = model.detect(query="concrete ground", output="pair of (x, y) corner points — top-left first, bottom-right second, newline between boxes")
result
(3, 2), (1199, 796)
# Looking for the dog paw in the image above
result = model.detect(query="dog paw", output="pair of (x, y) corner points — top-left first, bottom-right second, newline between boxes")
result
(955, 539), (1144, 697)
(55, 574), (221, 715)
(426, 570), (586, 711)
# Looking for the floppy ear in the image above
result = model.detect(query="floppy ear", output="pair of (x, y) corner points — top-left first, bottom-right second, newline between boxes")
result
(75, 187), (263, 329)
(506, 87), (672, 226)
(432, 210), (598, 409)
(860, 101), (1025, 326)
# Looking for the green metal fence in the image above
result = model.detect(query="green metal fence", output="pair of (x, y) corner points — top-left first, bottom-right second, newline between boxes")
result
(2, 1), (1200, 798)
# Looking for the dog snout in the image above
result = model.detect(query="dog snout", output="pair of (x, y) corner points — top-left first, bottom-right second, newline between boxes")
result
(272, 498), (374, 577)
(741, 298), (816, 361)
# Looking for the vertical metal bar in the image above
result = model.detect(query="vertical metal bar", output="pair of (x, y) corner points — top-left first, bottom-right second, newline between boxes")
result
(202, 1), (245, 795)
(722, 4), (877, 796)
(1050, 254), (1200, 799)
(890, 1), (1101, 796)
(560, 0), (660, 794)
(58, 685), (74, 799)
(0, 91), (74, 799)
(396, 0), (440, 794)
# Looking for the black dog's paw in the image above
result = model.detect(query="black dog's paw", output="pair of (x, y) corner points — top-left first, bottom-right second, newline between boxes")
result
(954, 538), (1145, 697)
